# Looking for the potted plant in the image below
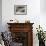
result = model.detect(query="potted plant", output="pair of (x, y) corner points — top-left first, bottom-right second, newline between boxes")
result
(36, 25), (45, 46)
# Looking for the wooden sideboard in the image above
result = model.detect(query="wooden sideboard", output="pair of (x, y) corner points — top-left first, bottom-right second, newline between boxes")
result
(7, 23), (34, 46)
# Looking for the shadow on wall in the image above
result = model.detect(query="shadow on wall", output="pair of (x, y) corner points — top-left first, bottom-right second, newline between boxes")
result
(0, 0), (2, 32)
(40, 0), (46, 13)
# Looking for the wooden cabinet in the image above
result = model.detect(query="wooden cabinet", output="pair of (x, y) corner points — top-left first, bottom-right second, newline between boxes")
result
(7, 23), (34, 46)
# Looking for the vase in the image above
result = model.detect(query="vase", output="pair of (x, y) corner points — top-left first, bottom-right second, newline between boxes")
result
(39, 40), (45, 46)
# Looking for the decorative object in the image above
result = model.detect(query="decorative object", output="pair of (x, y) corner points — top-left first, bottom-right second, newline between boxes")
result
(14, 5), (27, 15)
(25, 20), (30, 23)
(10, 20), (13, 21)
(36, 25), (45, 46)
(9, 19), (19, 23)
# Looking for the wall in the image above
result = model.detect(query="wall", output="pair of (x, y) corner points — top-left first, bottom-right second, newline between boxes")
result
(40, 0), (46, 13)
(2, 0), (46, 46)
(2, 0), (40, 30)
(0, 0), (2, 32)
(40, 0), (46, 31)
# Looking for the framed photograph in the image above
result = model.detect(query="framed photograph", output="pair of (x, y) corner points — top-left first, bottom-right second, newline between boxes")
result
(14, 5), (27, 15)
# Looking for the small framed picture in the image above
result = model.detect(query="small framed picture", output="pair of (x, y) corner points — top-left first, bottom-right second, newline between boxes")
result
(14, 5), (27, 15)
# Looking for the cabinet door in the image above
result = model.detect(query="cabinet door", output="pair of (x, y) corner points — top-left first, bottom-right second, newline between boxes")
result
(11, 32), (28, 46)
(11, 31), (33, 46)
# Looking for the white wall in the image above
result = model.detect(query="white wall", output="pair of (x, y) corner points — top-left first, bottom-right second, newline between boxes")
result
(40, 0), (46, 13)
(2, 0), (46, 46)
(0, 0), (2, 32)
(40, 0), (46, 31)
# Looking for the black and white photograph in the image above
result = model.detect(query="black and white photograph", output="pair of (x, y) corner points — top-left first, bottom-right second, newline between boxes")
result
(14, 5), (27, 15)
